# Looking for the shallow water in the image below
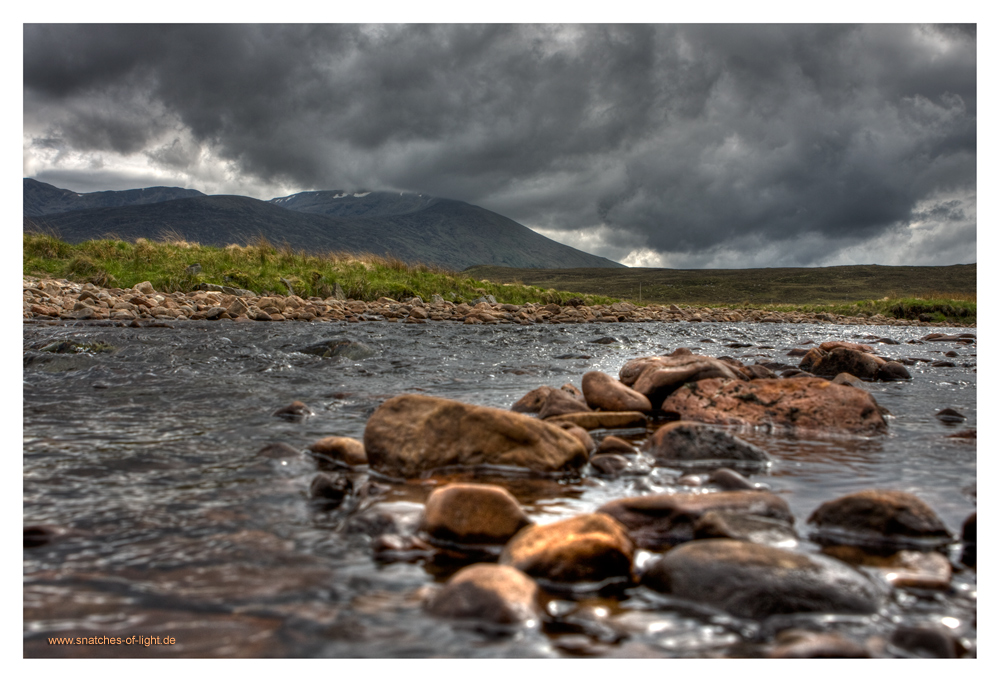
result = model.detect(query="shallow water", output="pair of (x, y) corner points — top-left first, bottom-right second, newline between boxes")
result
(23, 319), (977, 657)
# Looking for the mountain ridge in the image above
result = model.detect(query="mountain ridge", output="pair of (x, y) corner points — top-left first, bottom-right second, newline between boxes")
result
(23, 179), (624, 271)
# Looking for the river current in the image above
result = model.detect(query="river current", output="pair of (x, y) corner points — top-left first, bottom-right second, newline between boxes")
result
(23, 318), (977, 657)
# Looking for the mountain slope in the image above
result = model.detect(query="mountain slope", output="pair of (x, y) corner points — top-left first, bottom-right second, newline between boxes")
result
(24, 178), (205, 216)
(24, 181), (624, 270)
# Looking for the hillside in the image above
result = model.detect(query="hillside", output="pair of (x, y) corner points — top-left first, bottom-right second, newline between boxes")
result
(24, 178), (205, 216)
(24, 180), (624, 271)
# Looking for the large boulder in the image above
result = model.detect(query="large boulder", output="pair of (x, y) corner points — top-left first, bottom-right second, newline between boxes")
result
(537, 389), (591, 419)
(363, 394), (588, 478)
(425, 563), (541, 625)
(807, 489), (953, 550)
(499, 513), (635, 585)
(597, 491), (793, 550)
(642, 539), (885, 619)
(420, 483), (531, 547)
(581, 371), (652, 412)
(659, 377), (889, 435)
(643, 421), (771, 471)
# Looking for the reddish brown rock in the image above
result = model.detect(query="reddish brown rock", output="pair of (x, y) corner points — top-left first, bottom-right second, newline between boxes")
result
(800, 347), (884, 379)
(641, 539), (884, 619)
(807, 489), (953, 549)
(628, 354), (747, 403)
(643, 421), (771, 470)
(499, 513), (635, 584)
(363, 394), (588, 478)
(308, 436), (368, 467)
(550, 422), (595, 454)
(537, 389), (591, 419)
(511, 386), (555, 413)
(581, 371), (652, 412)
(543, 411), (647, 431)
(272, 400), (312, 420)
(595, 435), (637, 454)
(425, 563), (541, 625)
(420, 483), (531, 546)
(598, 490), (793, 549)
(659, 377), (889, 435)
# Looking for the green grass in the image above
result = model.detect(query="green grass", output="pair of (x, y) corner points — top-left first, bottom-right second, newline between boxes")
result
(22, 232), (618, 306)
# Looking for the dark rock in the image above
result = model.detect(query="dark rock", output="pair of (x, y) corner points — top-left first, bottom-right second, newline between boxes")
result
(581, 371), (652, 413)
(820, 546), (952, 590)
(876, 361), (911, 381)
(876, 338), (900, 345)
(24, 525), (69, 548)
(931, 360), (956, 367)
(309, 473), (351, 504)
(420, 483), (531, 546)
(801, 347), (884, 380)
(590, 336), (619, 344)
(643, 422), (771, 471)
(786, 348), (811, 357)
(831, 373), (866, 390)
(308, 436), (368, 467)
(298, 339), (374, 360)
(363, 394), (587, 478)
(659, 377), (889, 436)
(743, 364), (776, 379)
(935, 408), (966, 423)
(499, 513), (635, 585)
(641, 539), (884, 619)
(944, 350), (959, 357)
(589, 454), (630, 477)
(344, 501), (425, 538)
(598, 490), (794, 550)
(273, 400), (312, 420)
(948, 429), (976, 439)
(889, 626), (959, 658)
(595, 436), (636, 454)
(962, 511), (976, 543)
(808, 489), (953, 550)
(256, 442), (301, 459)
(425, 563), (541, 625)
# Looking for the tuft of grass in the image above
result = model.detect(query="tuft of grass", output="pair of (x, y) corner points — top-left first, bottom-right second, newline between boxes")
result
(22, 234), (617, 306)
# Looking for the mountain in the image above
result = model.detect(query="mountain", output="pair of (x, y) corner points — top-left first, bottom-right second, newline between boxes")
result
(24, 178), (205, 216)
(24, 181), (625, 270)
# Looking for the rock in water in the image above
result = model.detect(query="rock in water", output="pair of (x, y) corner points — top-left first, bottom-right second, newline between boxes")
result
(425, 563), (541, 625)
(807, 489), (953, 550)
(581, 371), (652, 412)
(643, 421), (771, 470)
(298, 339), (374, 360)
(659, 377), (888, 435)
(363, 394), (588, 478)
(420, 483), (531, 546)
(642, 539), (884, 619)
(308, 436), (368, 467)
(499, 513), (634, 585)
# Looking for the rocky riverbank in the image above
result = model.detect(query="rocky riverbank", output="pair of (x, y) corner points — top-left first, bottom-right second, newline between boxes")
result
(22, 276), (973, 327)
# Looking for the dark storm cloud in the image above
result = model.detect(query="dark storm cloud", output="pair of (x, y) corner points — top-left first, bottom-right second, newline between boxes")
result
(23, 24), (976, 266)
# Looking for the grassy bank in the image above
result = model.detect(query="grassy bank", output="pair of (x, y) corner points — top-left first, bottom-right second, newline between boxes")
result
(22, 233), (616, 306)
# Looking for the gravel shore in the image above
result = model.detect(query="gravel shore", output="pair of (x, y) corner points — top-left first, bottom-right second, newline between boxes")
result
(22, 276), (974, 327)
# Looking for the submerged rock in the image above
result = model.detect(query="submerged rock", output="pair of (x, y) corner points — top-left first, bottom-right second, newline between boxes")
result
(693, 510), (798, 547)
(273, 400), (312, 420)
(363, 394), (587, 478)
(499, 513), (634, 585)
(659, 377), (889, 435)
(598, 490), (793, 550)
(807, 489), (953, 550)
(309, 473), (352, 505)
(642, 539), (885, 619)
(425, 563), (541, 625)
(643, 422), (771, 470)
(768, 630), (872, 658)
(298, 339), (374, 360)
(420, 483), (531, 547)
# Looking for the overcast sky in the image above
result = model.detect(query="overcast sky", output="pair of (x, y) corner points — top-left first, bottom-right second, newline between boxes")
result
(23, 23), (976, 268)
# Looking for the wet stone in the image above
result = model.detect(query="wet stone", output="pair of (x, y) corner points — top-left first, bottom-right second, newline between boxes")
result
(768, 630), (872, 658)
(595, 435), (636, 454)
(544, 411), (647, 431)
(707, 467), (757, 491)
(889, 626), (961, 658)
(820, 546), (952, 590)
(643, 421), (771, 471)
(550, 422), (595, 454)
(935, 408), (966, 423)
(641, 539), (885, 619)
(420, 483), (531, 547)
(808, 489), (953, 550)
(256, 442), (301, 459)
(537, 389), (591, 419)
(589, 454), (630, 478)
(499, 513), (635, 586)
(425, 563), (541, 626)
(693, 511), (799, 547)
(308, 436), (368, 467)
(297, 339), (374, 360)
(581, 371), (652, 413)
(511, 386), (555, 413)
(598, 490), (794, 550)
(309, 473), (351, 505)
(272, 400), (312, 420)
